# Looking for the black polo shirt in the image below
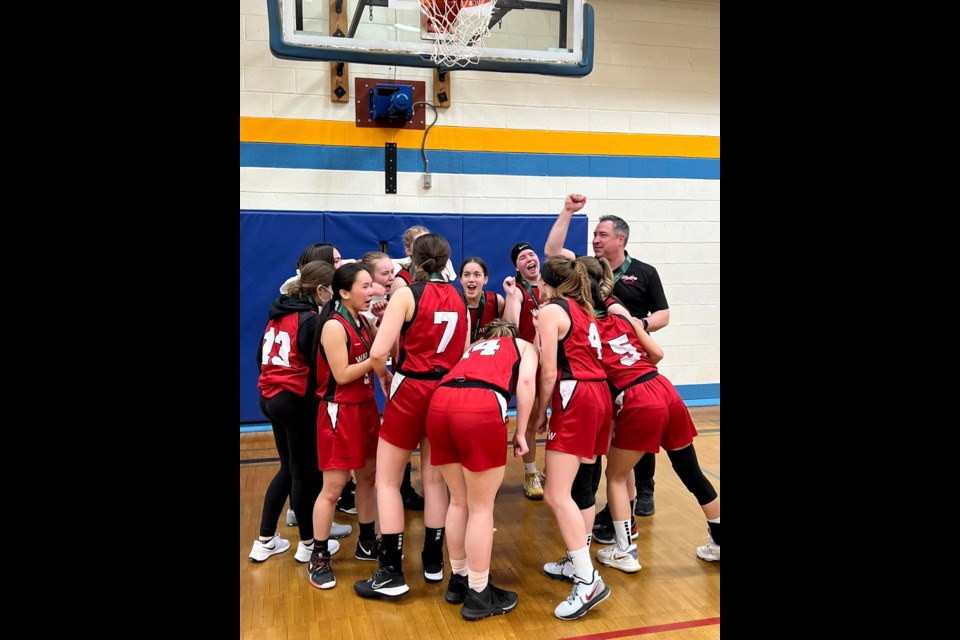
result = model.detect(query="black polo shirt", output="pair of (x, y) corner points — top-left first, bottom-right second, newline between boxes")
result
(611, 254), (669, 318)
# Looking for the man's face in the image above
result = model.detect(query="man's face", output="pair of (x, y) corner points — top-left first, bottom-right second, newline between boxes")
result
(593, 221), (624, 259)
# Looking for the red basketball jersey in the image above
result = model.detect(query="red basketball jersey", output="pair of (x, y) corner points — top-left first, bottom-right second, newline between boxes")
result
(315, 313), (375, 403)
(440, 336), (521, 400)
(597, 312), (658, 392)
(516, 280), (541, 343)
(468, 290), (500, 342)
(258, 311), (315, 398)
(395, 281), (468, 376)
(550, 298), (606, 381)
(395, 267), (413, 286)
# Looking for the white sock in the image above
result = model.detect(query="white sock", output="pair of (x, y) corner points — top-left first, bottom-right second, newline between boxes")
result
(468, 568), (489, 592)
(585, 533), (593, 549)
(568, 546), (594, 582)
(451, 557), (468, 576)
(708, 516), (720, 523)
(613, 519), (632, 551)
(524, 462), (538, 474)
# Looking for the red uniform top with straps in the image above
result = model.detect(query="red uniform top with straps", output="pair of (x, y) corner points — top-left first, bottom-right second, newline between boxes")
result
(550, 298), (606, 381)
(440, 336), (521, 401)
(395, 281), (468, 377)
(516, 280), (540, 343)
(597, 311), (657, 391)
(467, 290), (499, 342)
(315, 312), (375, 403)
(258, 311), (315, 398)
(395, 267), (413, 287)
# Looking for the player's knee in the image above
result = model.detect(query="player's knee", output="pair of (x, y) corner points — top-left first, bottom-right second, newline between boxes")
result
(666, 446), (717, 506)
(572, 462), (597, 509)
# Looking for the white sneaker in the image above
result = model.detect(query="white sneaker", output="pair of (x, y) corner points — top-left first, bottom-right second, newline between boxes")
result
(554, 570), (611, 620)
(596, 544), (642, 573)
(286, 509), (298, 527)
(543, 554), (575, 582)
(330, 521), (352, 539)
(295, 539), (341, 563)
(696, 534), (720, 562)
(248, 533), (291, 562)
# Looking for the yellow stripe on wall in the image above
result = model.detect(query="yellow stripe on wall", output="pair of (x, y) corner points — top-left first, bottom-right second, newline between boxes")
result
(240, 117), (719, 159)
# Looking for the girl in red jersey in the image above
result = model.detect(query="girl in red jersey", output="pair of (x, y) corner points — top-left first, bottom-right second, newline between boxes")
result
(459, 257), (504, 344)
(534, 256), (612, 621)
(427, 319), (537, 620)
(502, 242), (546, 500)
(582, 258), (720, 568)
(355, 234), (470, 600)
(391, 225), (430, 291)
(360, 251), (395, 322)
(306, 263), (380, 590)
(250, 261), (336, 563)
(361, 250), (424, 510)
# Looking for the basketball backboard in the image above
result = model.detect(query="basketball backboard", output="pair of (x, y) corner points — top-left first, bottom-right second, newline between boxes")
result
(267, 0), (593, 76)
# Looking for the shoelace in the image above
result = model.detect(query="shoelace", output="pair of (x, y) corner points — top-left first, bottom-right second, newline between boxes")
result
(565, 576), (589, 604)
(309, 556), (334, 574)
(370, 566), (395, 583)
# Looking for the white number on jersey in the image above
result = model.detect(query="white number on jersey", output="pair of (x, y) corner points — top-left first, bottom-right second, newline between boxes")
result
(434, 311), (459, 353)
(261, 327), (292, 367)
(608, 334), (643, 366)
(588, 322), (602, 359)
(464, 339), (501, 358)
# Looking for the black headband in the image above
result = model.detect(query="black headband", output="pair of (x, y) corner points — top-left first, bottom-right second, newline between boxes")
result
(511, 242), (533, 265)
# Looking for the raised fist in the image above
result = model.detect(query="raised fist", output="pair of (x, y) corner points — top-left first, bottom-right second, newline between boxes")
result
(565, 193), (587, 213)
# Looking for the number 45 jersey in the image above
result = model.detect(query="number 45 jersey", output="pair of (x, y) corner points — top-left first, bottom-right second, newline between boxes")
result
(597, 311), (658, 393)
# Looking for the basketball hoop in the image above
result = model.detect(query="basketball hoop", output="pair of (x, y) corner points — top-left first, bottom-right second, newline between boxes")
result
(418, 0), (497, 68)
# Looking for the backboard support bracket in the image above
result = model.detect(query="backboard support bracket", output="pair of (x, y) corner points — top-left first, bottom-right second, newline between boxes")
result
(330, 0), (349, 102)
(433, 69), (451, 107)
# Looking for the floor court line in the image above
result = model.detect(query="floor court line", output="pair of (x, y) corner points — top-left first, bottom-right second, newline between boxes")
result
(560, 616), (720, 640)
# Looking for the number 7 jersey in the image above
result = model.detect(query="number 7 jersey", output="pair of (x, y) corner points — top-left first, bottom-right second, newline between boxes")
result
(394, 281), (469, 377)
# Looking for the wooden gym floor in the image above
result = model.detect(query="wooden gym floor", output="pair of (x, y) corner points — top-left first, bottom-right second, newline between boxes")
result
(240, 406), (720, 640)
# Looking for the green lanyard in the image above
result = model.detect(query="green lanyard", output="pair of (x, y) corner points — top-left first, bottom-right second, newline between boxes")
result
(612, 255), (633, 284)
(336, 302), (369, 352)
(469, 291), (487, 343)
(519, 277), (540, 310)
(407, 263), (418, 282)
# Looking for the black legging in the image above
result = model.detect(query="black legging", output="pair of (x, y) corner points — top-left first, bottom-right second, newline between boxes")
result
(634, 453), (655, 488)
(257, 391), (323, 540)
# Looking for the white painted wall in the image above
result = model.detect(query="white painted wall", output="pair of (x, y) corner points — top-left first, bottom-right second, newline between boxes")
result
(240, 0), (720, 388)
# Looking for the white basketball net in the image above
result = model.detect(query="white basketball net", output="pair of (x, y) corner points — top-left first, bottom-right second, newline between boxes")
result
(418, 0), (497, 68)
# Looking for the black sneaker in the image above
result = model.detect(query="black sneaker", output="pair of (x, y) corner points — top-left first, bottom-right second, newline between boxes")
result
(307, 554), (336, 590)
(460, 583), (519, 621)
(422, 551), (444, 583)
(337, 490), (357, 515)
(354, 563), (410, 598)
(593, 516), (639, 545)
(445, 574), (468, 604)
(401, 487), (424, 511)
(635, 479), (655, 516)
(592, 522), (617, 545)
(355, 538), (382, 561)
(591, 505), (613, 539)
